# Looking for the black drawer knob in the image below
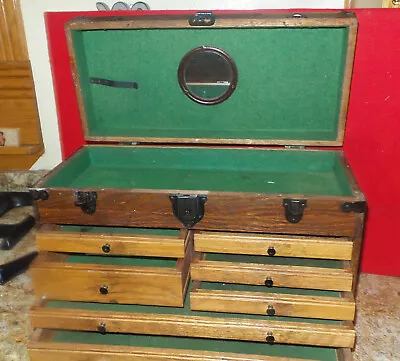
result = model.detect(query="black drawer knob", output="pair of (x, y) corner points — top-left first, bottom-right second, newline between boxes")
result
(102, 244), (111, 253)
(266, 332), (275, 344)
(97, 323), (107, 334)
(265, 277), (273, 288)
(267, 305), (276, 316)
(99, 285), (109, 295)
(267, 247), (276, 256)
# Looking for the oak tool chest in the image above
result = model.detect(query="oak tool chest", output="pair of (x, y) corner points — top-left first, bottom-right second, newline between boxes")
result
(28, 10), (365, 361)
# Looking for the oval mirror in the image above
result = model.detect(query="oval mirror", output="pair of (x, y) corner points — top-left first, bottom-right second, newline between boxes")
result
(178, 46), (238, 105)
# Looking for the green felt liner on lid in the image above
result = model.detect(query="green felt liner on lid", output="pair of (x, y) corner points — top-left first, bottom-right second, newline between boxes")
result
(66, 12), (356, 146)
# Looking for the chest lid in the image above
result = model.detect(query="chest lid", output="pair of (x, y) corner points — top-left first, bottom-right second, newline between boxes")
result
(66, 11), (357, 146)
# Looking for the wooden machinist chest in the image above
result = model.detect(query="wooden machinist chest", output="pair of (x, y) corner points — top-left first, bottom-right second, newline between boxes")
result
(28, 10), (365, 361)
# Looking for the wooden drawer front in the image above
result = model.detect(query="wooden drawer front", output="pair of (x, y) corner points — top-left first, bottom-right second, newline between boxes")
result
(190, 286), (355, 321)
(36, 225), (189, 258)
(190, 257), (352, 292)
(30, 307), (355, 348)
(31, 253), (190, 307)
(195, 232), (353, 260)
(29, 329), (352, 361)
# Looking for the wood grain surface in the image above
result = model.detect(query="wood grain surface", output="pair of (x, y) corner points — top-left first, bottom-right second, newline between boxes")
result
(195, 232), (353, 260)
(30, 252), (190, 307)
(190, 260), (353, 292)
(36, 224), (189, 258)
(190, 287), (355, 320)
(35, 188), (358, 236)
(29, 307), (355, 347)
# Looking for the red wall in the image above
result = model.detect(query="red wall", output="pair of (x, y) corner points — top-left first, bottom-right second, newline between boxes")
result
(45, 9), (400, 276)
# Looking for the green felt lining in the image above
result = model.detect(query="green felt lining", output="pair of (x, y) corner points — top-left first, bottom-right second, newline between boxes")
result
(204, 253), (341, 269)
(199, 282), (340, 297)
(66, 254), (177, 268)
(51, 331), (338, 360)
(46, 289), (339, 325)
(60, 225), (180, 237)
(71, 25), (349, 143)
(44, 147), (353, 196)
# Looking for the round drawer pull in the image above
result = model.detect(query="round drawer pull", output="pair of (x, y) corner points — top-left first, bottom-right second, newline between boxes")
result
(265, 277), (273, 288)
(102, 243), (111, 253)
(266, 332), (275, 344)
(97, 322), (107, 334)
(99, 285), (109, 295)
(267, 305), (275, 316)
(267, 247), (276, 256)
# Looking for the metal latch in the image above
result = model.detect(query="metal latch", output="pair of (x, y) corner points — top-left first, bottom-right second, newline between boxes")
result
(189, 12), (215, 26)
(283, 198), (307, 223)
(169, 194), (207, 228)
(29, 189), (49, 201)
(74, 191), (97, 214)
(341, 201), (366, 213)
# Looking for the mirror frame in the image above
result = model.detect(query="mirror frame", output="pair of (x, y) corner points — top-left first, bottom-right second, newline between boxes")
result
(177, 46), (238, 105)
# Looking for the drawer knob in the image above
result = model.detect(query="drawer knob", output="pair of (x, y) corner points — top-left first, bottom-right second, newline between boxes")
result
(267, 247), (276, 256)
(266, 332), (275, 344)
(267, 305), (276, 316)
(265, 277), (273, 288)
(97, 323), (107, 334)
(102, 244), (111, 253)
(99, 285), (109, 295)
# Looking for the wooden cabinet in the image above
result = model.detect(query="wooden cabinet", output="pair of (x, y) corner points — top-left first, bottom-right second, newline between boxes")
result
(0, 0), (43, 169)
(28, 11), (363, 361)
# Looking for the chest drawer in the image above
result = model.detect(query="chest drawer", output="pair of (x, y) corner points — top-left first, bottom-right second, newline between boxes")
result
(30, 250), (191, 307)
(30, 299), (355, 348)
(29, 329), (353, 361)
(190, 254), (352, 292)
(36, 226), (189, 258)
(190, 282), (355, 321)
(195, 232), (353, 260)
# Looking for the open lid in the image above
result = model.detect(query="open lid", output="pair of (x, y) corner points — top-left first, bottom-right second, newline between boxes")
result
(66, 11), (357, 146)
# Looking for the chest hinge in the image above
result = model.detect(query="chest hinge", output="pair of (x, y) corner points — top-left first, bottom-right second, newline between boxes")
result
(341, 201), (366, 213)
(74, 191), (97, 214)
(283, 198), (307, 223)
(169, 194), (207, 228)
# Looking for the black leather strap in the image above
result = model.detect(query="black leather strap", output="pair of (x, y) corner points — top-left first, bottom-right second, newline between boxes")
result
(0, 251), (38, 285)
(90, 77), (138, 89)
(0, 215), (36, 250)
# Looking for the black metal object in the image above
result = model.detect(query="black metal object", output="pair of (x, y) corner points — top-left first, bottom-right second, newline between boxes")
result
(0, 191), (33, 217)
(265, 277), (273, 288)
(267, 247), (276, 257)
(90, 77), (138, 89)
(0, 216), (35, 250)
(97, 323), (107, 335)
(99, 285), (109, 295)
(283, 199), (307, 223)
(29, 188), (49, 201)
(75, 191), (97, 214)
(341, 201), (366, 213)
(189, 12), (215, 26)
(169, 194), (207, 228)
(102, 244), (111, 253)
(267, 305), (276, 316)
(266, 332), (275, 344)
(0, 251), (38, 285)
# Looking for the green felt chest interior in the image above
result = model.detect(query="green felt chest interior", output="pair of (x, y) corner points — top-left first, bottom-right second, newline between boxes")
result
(44, 146), (353, 196)
(50, 331), (338, 361)
(70, 21), (350, 143)
(60, 225), (180, 237)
